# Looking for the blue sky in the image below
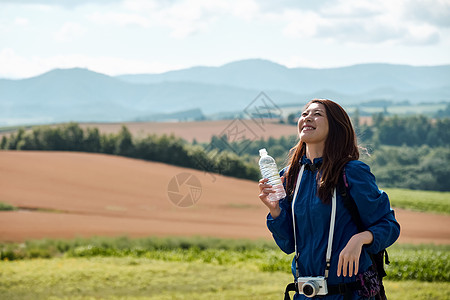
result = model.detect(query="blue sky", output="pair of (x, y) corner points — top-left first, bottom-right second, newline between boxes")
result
(0, 0), (449, 79)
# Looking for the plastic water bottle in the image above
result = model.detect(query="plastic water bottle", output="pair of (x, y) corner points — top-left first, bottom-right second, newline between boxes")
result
(258, 148), (286, 201)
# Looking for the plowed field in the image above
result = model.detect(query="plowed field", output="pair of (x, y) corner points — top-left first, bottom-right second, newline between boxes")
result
(0, 151), (448, 244)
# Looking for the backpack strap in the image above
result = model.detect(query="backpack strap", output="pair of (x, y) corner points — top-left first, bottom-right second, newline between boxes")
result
(284, 282), (298, 300)
(338, 169), (365, 232)
(339, 168), (390, 281)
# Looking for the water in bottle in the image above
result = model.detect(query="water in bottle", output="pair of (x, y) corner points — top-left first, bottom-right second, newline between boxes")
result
(258, 148), (286, 201)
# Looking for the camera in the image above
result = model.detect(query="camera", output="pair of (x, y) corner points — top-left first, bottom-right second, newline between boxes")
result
(297, 276), (328, 297)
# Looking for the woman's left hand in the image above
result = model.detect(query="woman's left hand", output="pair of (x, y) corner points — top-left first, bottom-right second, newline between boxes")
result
(337, 231), (374, 277)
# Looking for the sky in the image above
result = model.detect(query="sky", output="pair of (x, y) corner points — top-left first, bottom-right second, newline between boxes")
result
(0, 0), (449, 79)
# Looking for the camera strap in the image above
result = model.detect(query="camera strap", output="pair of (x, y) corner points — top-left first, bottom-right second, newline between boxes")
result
(291, 164), (337, 281)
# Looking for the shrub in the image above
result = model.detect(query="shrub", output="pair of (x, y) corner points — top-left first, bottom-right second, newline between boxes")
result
(0, 202), (17, 211)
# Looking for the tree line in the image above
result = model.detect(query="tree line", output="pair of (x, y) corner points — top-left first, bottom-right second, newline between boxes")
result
(356, 113), (450, 147)
(0, 123), (260, 181)
(364, 145), (449, 191)
(287, 111), (450, 148)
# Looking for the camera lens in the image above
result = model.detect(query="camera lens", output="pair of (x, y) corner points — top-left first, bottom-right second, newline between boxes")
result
(303, 284), (314, 296)
(302, 281), (319, 297)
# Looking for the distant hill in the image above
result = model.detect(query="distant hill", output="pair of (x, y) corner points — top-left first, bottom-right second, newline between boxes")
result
(118, 59), (450, 95)
(1, 59), (449, 126)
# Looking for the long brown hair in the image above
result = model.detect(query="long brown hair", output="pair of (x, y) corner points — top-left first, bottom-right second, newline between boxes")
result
(285, 99), (359, 203)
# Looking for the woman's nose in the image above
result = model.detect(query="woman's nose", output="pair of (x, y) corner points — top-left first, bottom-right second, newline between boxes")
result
(304, 114), (312, 122)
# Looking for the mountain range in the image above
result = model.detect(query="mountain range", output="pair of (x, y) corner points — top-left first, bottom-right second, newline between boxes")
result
(1, 59), (449, 126)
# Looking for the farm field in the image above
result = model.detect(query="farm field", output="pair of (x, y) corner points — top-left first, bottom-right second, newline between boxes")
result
(345, 102), (447, 116)
(80, 120), (298, 143)
(0, 119), (298, 143)
(1, 150), (449, 300)
(0, 151), (449, 244)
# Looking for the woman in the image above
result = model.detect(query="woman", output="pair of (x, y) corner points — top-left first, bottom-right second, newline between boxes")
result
(258, 99), (400, 300)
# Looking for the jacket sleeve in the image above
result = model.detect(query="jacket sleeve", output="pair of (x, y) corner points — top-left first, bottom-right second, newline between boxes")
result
(345, 161), (401, 254)
(266, 168), (295, 254)
(267, 198), (295, 254)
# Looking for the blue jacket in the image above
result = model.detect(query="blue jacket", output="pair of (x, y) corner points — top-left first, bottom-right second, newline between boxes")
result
(267, 157), (400, 300)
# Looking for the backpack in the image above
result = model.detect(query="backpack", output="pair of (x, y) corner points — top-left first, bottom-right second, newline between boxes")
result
(337, 169), (389, 300)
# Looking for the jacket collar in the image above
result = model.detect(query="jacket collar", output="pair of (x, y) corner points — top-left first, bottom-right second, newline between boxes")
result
(301, 156), (323, 172)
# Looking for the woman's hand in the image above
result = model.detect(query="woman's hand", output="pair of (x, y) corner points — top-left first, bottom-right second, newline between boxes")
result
(337, 231), (374, 277)
(258, 177), (283, 219)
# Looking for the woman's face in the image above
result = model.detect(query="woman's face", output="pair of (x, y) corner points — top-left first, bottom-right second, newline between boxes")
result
(298, 102), (329, 145)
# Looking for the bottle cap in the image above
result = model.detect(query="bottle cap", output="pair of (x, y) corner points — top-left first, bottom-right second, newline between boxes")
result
(259, 148), (267, 156)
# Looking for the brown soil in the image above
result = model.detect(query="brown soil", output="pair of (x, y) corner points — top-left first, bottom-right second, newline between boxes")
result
(0, 120), (298, 143)
(0, 151), (448, 244)
(79, 120), (298, 142)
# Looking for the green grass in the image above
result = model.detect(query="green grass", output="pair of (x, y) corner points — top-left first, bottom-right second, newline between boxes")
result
(0, 257), (448, 300)
(387, 244), (450, 282)
(0, 237), (449, 299)
(384, 280), (450, 300)
(384, 188), (450, 215)
(0, 201), (17, 211)
(1, 237), (449, 282)
(62, 243), (449, 282)
(0, 257), (291, 300)
(0, 236), (278, 260)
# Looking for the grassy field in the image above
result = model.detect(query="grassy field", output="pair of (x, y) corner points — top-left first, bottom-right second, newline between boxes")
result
(0, 258), (290, 299)
(0, 237), (449, 299)
(0, 257), (290, 300)
(384, 188), (450, 215)
(0, 256), (448, 300)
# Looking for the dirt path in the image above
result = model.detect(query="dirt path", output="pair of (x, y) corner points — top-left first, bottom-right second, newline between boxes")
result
(0, 151), (448, 244)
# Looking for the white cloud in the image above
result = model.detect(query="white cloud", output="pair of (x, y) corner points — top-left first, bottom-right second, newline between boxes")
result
(320, 0), (383, 18)
(149, 0), (259, 37)
(226, 0), (259, 20)
(88, 11), (151, 27)
(402, 23), (441, 45)
(89, 0), (209, 37)
(122, 0), (159, 11)
(405, 0), (450, 27)
(134, 0), (231, 38)
(87, 12), (151, 28)
(0, 0), (123, 9)
(257, 0), (335, 13)
(0, 18), (29, 34)
(279, 0), (442, 45)
(0, 48), (44, 78)
(96, 0), (260, 38)
(81, 0), (449, 43)
(281, 10), (322, 39)
(54, 22), (86, 42)
(14, 17), (29, 26)
(1, 0), (448, 78)
(149, 1), (211, 38)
